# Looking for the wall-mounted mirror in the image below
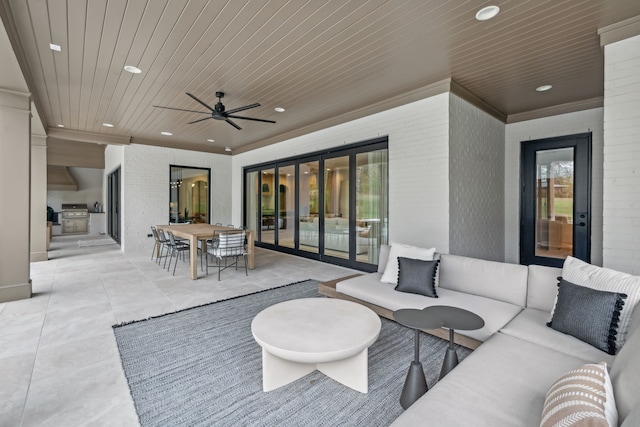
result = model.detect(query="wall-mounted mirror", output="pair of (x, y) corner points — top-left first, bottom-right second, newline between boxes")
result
(169, 165), (211, 224)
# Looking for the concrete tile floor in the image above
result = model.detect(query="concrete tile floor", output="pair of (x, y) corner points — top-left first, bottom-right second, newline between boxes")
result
(0, 235), (357, 426)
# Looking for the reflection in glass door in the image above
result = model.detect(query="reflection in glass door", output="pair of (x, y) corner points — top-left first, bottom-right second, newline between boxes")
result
(356, 149), (388, 264)
(535, 148), (574, 259)
(246, 171), (259, 235)
(278, 165), (296, 249)
(324, 156), (350, 260)
(261, 168), (275, 244)
(299, 160), (319, 254)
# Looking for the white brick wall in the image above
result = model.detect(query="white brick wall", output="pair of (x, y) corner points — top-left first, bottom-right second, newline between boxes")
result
(232, 94), (451, 252)
(111, 144), (231, 252)
(603, 34), (640, 274)
(504, 108), (604, 265)
(449, 94), (505, 261)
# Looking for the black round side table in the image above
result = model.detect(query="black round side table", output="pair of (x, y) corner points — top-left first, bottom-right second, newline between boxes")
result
(393, 308), (442, 409)
(393, 305), (484, 409)
(422, 305), (484, 380)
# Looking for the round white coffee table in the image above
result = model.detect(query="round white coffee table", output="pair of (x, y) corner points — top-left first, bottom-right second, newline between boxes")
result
(251, 298), (381, 393)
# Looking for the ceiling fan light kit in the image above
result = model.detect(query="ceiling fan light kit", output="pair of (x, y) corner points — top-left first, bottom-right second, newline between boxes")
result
(154, 92), (276, 130)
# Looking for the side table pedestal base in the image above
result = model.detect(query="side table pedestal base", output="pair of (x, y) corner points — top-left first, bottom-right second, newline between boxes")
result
(400, 361), (428, 409)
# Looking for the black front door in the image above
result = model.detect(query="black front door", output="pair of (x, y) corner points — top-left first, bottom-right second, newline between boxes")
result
(520, 133), (591, 267)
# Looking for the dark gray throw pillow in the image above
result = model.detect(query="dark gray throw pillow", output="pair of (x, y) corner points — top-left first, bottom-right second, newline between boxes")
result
(395, 257), (439, 298)
(547, 278), (627, 355)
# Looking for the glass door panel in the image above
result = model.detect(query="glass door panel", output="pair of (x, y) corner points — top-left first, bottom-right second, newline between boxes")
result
(299, 161), (319, 254)
(261, 168), (275, 244)
(356, 149), (388, 264)
(245, 171), (259, 242)
(278, 165), (295, 248)
(324, 156), (350, 260)
(534, 148), (574, 259)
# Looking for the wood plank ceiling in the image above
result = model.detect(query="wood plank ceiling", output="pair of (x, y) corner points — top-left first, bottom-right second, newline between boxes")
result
(1, 0), (640, 154)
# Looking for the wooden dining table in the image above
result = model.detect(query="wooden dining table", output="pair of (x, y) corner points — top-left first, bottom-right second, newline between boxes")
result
(156, 223), (254, 280)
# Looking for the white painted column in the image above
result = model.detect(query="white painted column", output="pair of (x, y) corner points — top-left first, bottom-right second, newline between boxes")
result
(30, 134), (48, 262)
(0, 89), (32, 302)
(602, 33), (640, 274)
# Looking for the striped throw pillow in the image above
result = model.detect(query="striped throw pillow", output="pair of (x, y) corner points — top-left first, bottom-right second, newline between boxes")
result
(541, 363), (617, 427)
(559, 256), (640, 352)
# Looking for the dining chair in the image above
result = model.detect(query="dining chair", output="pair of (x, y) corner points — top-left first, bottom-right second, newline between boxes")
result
(206, 230), (248, 280)
(166, 231), (190, 275)
(150, 226), (161, 261)
(154, 228), (170, 266)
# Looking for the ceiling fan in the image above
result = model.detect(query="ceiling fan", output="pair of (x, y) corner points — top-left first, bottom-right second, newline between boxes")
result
(153, 91), (276, 130)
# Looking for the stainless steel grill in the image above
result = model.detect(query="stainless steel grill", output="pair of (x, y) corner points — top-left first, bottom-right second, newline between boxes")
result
(61, 204), (89, 234)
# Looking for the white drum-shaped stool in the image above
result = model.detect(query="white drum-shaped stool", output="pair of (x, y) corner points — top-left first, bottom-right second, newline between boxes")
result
(251, 298), (381, 393)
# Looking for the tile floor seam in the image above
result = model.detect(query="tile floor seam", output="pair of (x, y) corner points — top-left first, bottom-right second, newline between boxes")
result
(20, 260), (58, 427)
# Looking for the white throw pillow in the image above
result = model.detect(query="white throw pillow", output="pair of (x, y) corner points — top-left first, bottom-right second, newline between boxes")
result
(558, 256), (640, 352)
(380, 243), (435, 284)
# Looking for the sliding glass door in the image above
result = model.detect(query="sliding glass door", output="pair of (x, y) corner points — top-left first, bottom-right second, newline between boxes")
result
(244, 137), (388, 271)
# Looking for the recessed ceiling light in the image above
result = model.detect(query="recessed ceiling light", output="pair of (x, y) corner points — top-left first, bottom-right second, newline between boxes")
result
(207, 139), (215, 142)
(225, 147), (232, 152)
(124, 65), (142, 74)
(102, 123), (114, 128)
(49, 43), (61, 52)
(475, 5), (500, 21)
(536, 85), (553, 92)
(57, 124), (64, 128)
(274, 107), (286, 113)
(160, 131), (172, 136)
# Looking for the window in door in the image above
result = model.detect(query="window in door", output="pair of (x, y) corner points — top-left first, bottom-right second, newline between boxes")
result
(520, 133), (591, 267)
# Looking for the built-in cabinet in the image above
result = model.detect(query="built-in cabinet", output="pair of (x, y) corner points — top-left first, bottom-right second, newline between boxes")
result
(89, 213), (106, 235)
(62, 218), (88, 234)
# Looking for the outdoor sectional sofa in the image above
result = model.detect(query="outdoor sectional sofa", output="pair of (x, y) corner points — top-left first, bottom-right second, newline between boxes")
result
(319, 244), (640, 426)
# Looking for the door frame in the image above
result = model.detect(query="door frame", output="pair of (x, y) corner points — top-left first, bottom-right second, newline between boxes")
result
(520, 133), (592, 267)
(107, 165), (121, 244)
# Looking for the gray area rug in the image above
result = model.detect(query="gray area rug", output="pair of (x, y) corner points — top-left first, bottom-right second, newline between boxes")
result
(113, 279), (472, 427)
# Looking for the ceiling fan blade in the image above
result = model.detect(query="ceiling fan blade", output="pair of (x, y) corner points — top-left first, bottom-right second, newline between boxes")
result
(225, 118), (242, 130)
(153, 105), (209, 114)
(186, 92), (216, 111)
(227, 114), (276, 124)
(225, 103), (261, 114)
(188, 117), (211, 124)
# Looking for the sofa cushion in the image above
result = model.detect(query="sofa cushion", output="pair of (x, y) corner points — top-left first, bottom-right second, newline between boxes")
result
(380, 243), (435, 284)
(395, 257), (439, 298)
(548, 279), (627, 355)
(610, 304), (640, 424)
(540, 362), (616, 427)
(336, 273), (522, 342)
(526, 264), (562, 311)
(438, 254), (528, 306)
(560, 256), (640, 351)
(390, 332), (592, 427)
(500, 308), (615, 364)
